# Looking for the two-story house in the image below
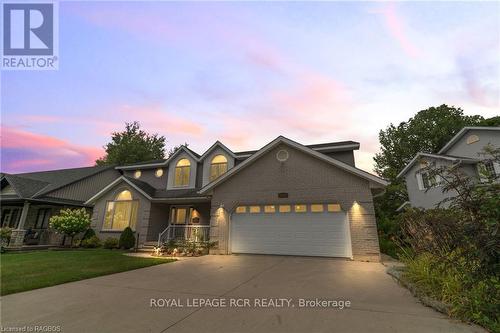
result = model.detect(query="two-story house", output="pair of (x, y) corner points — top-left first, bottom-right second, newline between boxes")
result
(86, 136), (387, 261)
(397, 127), (500, 210)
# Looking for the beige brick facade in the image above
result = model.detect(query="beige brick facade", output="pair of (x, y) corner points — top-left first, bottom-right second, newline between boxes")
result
(208, 143), (381, 262)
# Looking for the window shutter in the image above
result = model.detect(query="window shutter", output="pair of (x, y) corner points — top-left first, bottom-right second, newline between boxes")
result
(493, 162), (500, 176)
(416, 173), (424, 190)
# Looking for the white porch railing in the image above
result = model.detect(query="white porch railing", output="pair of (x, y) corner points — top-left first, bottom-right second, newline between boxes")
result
(157, 225), (210, 247)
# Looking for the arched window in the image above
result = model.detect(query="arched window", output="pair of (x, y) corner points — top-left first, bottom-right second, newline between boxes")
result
(103, 190), (138, 231)
(115, 190), (132, 201)
(174, 158), (191, 186)
(210, 155), (228, 181)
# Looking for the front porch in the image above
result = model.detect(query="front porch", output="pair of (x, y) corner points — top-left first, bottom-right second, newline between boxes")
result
(152, 203), (211, 246)
(1, 201), (77, 248)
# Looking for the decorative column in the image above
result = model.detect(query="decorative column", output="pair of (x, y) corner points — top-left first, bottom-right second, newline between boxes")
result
(8, 202), (30, 248)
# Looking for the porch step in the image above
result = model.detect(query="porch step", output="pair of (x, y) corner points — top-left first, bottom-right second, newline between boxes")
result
(138, 242), (157, 253)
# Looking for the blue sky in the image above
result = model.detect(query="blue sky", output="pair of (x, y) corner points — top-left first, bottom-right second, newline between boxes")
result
(2, 1), (499, 173)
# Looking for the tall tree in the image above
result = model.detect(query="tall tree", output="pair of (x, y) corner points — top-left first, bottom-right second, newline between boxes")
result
(374, 105), (484, 181)
(96, 122), (166, 166)
(167, 143), (188, 158)
(479, 116), (500, 127)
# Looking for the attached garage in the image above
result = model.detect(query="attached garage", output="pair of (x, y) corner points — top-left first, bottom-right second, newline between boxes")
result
(230, 204), (352, 258)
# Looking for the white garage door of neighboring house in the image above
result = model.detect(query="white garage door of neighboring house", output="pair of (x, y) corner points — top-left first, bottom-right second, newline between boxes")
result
(230, 204), (352, 258)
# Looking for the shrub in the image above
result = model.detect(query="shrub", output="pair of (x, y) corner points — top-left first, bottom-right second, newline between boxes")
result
(119, 227), (136, 249)
(49, 208), (91, 247)
(103, 237), (119, 249)
(402, 253), (500, 332)
(81, 235), (101, 248)
(81, 228), (96, 240)
(0, 227), (12, 252)
(0, 227), (12, 244)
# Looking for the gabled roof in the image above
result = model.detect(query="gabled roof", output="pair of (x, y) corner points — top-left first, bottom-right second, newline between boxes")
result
(1, 174), (49, 198)
(199, 141), (237, 160)
(396, 153), (479, 179)
(85, 176), (153, 204)
(117, 139), (361, 168)
(84, 176), (210, 204)
(0, 166), (115, 200)
(199, 136), (388, 194)
(116, 145), (199, 170)
(438, 126), (500, 154)
(233, 140), (360, 159)
(11, 165), (115, 196)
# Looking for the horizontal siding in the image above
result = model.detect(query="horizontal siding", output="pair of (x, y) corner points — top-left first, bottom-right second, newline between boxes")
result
(44, 169), (121, 202)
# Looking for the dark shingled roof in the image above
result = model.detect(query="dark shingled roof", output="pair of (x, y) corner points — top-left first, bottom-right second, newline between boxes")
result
(118, 140), (360, 167)
(124, 176), (204, 198)
(185, 147), (201, 159)
(154, 188), (205, 199)
(1, 165), (115, 199)
(2, 174), (50, 198)
(124, 177), (205, 199)
(119, 159), (167, 167)
(123, 177), (156, 197)
(234, 140), (359, 157)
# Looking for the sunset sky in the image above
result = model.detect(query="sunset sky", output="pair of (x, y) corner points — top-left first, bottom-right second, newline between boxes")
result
(1, 1), (499, 174)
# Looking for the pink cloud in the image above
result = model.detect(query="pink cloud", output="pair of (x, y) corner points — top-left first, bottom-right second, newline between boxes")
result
(21, 115), (64, 123)
(7, 159), (53, 169)
(372, 4), (422, 58)
(119, 104), (204, 136)
(1, 126), (103, 173)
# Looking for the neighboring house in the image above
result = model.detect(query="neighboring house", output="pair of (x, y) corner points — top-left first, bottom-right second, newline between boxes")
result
(397, 127), (500, 210)
(0, 166), (121, 247)
(86, 136), (387, 261)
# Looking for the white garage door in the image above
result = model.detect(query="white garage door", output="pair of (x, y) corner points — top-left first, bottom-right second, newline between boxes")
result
(230, 204), (352, 258)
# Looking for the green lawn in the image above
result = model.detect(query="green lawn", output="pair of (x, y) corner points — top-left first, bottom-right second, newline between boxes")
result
(0, 249), (174, 295)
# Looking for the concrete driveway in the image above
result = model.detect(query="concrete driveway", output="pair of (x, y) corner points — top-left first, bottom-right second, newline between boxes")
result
(1, 255), (484, 333)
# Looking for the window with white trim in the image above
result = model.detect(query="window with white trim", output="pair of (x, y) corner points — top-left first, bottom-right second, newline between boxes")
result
(419, 171), (437, 190)
(477, 161), (497, 182)
(103, 190), (138, 231)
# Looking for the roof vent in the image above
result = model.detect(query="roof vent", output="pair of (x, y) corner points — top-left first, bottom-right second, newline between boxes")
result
(276, 149), (289, 162)
(466, 134), (479, 145)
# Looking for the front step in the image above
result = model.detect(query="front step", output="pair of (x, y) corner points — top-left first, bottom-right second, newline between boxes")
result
(137, 241), (158, 253)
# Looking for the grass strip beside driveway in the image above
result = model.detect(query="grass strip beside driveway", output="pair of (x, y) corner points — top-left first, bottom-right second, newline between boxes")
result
(0, 249), (174, 295)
